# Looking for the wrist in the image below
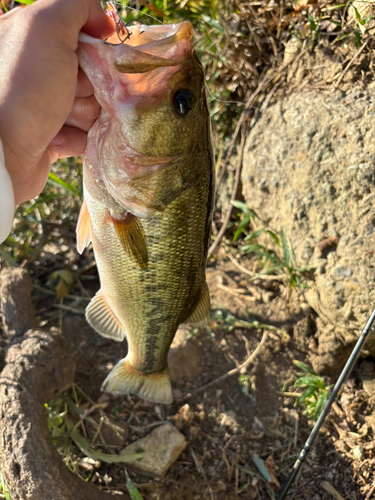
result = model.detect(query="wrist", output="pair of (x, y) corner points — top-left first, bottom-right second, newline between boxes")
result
(0, 137), (15, 244)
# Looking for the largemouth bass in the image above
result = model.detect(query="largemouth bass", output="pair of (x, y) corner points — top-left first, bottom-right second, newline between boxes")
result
(76, 17), (214, 404)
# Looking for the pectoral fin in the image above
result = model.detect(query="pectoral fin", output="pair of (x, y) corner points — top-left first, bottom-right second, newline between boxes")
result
(76, 200), (92, 254)
(110, 212), (148, 269)
(86, 290), (127, 341)
(187, 281), (211, 327)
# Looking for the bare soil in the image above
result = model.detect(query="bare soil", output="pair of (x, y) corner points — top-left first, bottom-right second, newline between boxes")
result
(2, 245), (372, 500)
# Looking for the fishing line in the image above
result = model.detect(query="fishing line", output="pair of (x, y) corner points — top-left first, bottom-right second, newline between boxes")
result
(111, 1), (164, 25)
(277, 306), (375, 499)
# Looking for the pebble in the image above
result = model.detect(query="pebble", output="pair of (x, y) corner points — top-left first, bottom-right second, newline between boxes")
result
(362, 379), (375, 397)
(120, 423), (187, 476)
(352, 445), (364, 460)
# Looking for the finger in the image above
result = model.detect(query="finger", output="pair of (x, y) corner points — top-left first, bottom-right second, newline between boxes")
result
(31, 0), (115, 49)
(68, 95), (100, 122)
(49, 126), (87, 158)
(64, 117), (96, 133)
(76, 68), (94, 97)
(13, 149), (52, 205)
(1, 6), (21, 19)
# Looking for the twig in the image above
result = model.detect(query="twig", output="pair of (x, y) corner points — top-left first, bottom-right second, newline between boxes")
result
(228, 254), (287, 282)
(208, 127), (245, 256)
(190, 446), (214, 500)
(322, 481), (345, 500)
(216, 283), (255, 301)
(52, 304), (85, 314)
(178, 331), (268, 402)
(33, 284), (91, 302)
(365, 480), (375, 500)
(332, 40), (369, 90)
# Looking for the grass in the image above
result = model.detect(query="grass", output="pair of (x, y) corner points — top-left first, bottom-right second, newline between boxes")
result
(0, 472), (12, 500)
(231, 201), (310, 290)
(282, 361), (333, 421)
(45, 384), (159, 497)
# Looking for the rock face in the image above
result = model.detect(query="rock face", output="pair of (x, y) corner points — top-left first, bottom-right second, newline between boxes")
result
(241, 88), (375, 373)
(0, 268), (37, 337)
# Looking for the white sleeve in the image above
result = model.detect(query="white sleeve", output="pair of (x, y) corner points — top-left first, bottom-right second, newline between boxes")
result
(0, 138), (15, 244)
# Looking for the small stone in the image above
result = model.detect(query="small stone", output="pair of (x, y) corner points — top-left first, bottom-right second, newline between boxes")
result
(334, 266), (352, 277)
(362, 379), (375, 397)
(120, 423), (187, 476)
(78, 457), (101, 470)
(352, 445), (364, 460)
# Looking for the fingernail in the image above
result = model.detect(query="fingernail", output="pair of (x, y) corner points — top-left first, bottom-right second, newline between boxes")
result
(50, 131), (65, 147)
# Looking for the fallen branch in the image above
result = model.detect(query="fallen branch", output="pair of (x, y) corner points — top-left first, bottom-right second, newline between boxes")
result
(332, 40), (369, 90)
(208, 127), (245, 256)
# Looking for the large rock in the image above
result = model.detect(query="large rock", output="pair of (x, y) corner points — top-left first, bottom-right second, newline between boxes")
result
(241, 88), (375, 373)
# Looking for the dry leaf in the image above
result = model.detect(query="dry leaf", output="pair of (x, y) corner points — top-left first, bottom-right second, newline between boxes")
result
(265, 455), (281, 490)
(294, 0), (318, 11)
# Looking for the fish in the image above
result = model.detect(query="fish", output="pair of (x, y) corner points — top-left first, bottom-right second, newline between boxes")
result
(76, 14), (215, 404)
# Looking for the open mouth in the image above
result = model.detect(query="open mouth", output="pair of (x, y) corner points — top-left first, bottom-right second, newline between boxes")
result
(78, 20), (193, 75)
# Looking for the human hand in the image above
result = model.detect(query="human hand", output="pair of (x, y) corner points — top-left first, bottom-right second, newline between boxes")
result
(0, 0), (114, 205)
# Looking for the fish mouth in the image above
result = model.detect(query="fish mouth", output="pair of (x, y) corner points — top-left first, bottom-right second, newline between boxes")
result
(79, 21), (194, 75)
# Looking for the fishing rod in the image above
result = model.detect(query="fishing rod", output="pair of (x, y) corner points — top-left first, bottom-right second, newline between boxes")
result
(277, 306), (375, 500)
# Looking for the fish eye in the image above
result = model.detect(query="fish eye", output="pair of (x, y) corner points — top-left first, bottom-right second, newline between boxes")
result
(173, 89), (195, 117)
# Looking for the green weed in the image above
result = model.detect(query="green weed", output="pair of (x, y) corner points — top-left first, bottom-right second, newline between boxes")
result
(211, 307), (289, 340)
(232, 202), (310, 289)
(0, 471), (12, 500)
(45, 385), (161, 497)
(283, 361), (333, 421)
(125, 471), (144, 500)
(0, 157), (82, 267)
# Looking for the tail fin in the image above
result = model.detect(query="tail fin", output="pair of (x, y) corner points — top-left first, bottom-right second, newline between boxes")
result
(101, 358), (173, 404)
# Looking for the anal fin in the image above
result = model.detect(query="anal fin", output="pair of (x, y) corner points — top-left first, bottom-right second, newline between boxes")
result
(110, 212), (148, 269)
(102, 358), (173, 404)
(187, 281), (211, 327)
(86, 290), (127, 341)
(76, 200), (92, 254)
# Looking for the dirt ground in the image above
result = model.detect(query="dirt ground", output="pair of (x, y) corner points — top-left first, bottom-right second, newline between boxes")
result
(6, 242), (371, 500)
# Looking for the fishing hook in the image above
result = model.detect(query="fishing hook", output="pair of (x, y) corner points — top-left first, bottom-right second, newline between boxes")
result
(104, 1), (132, 45)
